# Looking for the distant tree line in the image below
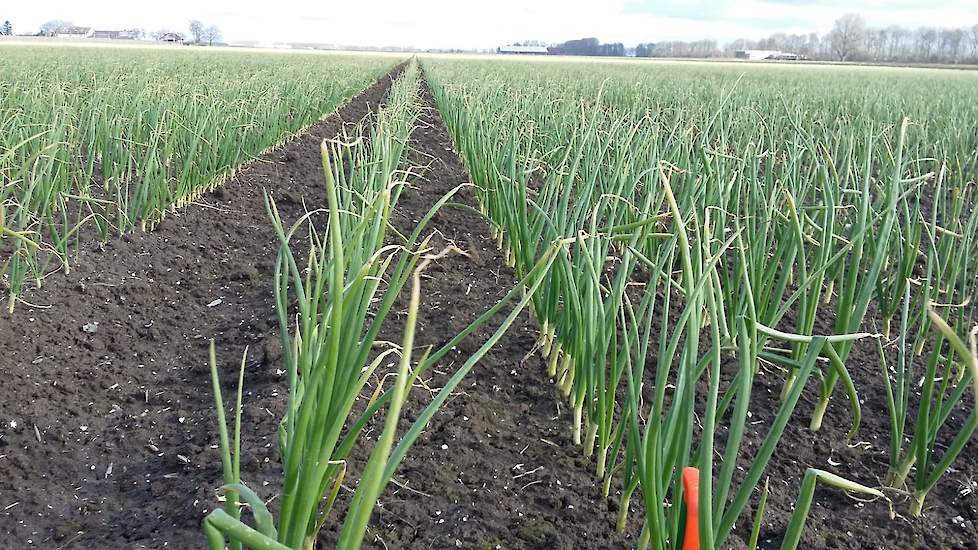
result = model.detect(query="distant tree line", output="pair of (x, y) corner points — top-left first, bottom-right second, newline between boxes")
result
(548, 37), (625, 57)
(39, 19), (74, 36)
(632, 14), (978, 64)
(29, 17), (222, 46)
(824, 15), (978, 63)
(636, 40), (721, 58)
(188, 20), (222, 46)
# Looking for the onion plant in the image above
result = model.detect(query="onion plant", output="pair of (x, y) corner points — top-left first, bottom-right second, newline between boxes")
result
(202, 64), (562, 550)
(879, 292), (978, 516)
(1, 44), (397, 310)
(422, 56), (978, 548)
(781, 469), (883, 550)
(802, 118), (907, 433)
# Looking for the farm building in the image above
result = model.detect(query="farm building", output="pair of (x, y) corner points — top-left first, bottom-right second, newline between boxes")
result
(157, 32), (185, 43)
(54, 26), (94, 38)
(498, 45), (549, 55)
(92, 29), (140, 40)
(735, 49), (802, 60)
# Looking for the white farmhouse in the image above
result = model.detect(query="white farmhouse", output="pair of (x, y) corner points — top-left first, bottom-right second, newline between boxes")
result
(54, 26), (94, 38)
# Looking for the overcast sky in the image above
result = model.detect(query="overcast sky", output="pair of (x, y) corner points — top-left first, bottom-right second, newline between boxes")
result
(4, 0), (978, 49)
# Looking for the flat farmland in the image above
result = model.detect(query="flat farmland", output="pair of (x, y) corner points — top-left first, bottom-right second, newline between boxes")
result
(1, 45), (977, 549)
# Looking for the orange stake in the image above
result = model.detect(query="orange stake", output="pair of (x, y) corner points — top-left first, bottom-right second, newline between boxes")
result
(681, 467), (700, 550)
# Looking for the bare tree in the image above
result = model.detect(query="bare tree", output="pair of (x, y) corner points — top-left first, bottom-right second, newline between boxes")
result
(696, 16), (977, 64)
(785, 34), (809, 56)
(829, 13), (866, 61)
(40, 19), (72, 36)
(650, 39), (718, 58)
(188, 20), (204, 43)
(915, 27), (937, 62)
(805, 33), (821, 59)
(760, 32), (788, 51)
(867, 27), (888, 60)
(885, 26), (908, 60)
(726, 38), (755, 55)
(969, 24), (978, 61)
(1, 20), (12, 36)
(202, 25), (221, 46)
(942, 28), (964, 63)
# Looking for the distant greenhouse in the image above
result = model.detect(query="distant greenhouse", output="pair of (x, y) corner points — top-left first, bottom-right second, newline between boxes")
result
(735, 49), (805, 60)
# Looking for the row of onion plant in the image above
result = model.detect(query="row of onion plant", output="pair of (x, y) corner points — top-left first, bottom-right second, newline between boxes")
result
(202, 61), (562, 550)
(424, 56), (978, 548)
(0, 45), (396, 311)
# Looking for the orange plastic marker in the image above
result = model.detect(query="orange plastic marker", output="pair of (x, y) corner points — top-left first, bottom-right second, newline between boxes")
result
(681, 467), (700, 550)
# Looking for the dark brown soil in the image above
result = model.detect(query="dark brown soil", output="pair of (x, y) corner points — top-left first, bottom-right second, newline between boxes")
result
(0, 64), (976, 550)
(744, 303), (978, 550)
(0, 64), (404, 549)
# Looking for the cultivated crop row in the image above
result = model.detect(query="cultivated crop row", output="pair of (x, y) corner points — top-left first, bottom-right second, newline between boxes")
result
(426, 58), (978, 548)
(5, 46), (978, 548)
(201, 59), (558, 550)
(0, 46), (394, 309)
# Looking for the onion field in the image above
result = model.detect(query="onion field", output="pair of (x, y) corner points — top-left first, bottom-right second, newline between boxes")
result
(1, 45), (977, 550)
(0, 46), (393, 308)
(427, 57), (978, 548)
